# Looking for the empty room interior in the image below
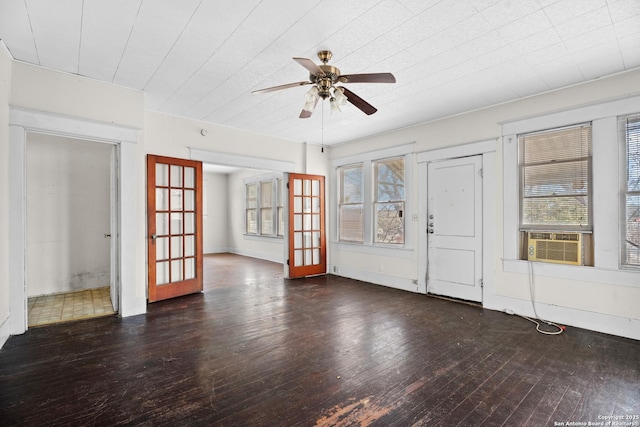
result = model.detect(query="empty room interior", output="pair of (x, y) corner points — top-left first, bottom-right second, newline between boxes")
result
(0, 1), (639, 426)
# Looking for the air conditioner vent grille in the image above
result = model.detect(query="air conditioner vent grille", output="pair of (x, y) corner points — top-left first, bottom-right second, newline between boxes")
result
(527, 232), (582, 265)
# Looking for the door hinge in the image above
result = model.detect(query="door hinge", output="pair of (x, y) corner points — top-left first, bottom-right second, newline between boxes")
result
(478, 278), (484, 288)
(478, 168), (483, 178)
(286, 259), (290, 266)
(286, 182), (290, 189)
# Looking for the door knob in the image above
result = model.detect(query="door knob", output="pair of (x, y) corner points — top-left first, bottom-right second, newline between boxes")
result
(104, 233), (111, 238)
(428, 229), (434, 234)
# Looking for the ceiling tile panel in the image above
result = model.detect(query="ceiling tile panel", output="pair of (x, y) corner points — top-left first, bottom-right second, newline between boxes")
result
(0, 0), (39, 63)
(553, 7), (612, 41)
(542, 0), (607, 26)
(479, 0), (541, 27)
(79, 0), (142, 82)
(27, 0), (83, 73)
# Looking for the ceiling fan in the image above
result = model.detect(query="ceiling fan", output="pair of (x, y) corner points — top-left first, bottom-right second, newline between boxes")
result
(252, 50), (396, 118)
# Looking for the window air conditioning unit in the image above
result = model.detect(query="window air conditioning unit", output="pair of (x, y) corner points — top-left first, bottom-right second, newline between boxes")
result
(527, 232), (582, 266)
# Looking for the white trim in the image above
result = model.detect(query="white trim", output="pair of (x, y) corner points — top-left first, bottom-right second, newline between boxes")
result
(502, 96), (640, 287)
(10, 107), (138, 143)
(190, 148), (295, 172)
(333, 265), (420, 294)
(416, 138), (497, 163)
(501, 95), (640, 135)
(5, 108), (144, 340)
(331, 143), (414, 168)
(416, 139), (496, 302)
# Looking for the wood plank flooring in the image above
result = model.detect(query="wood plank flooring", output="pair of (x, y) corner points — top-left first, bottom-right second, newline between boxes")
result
(1, 253), (639, 426)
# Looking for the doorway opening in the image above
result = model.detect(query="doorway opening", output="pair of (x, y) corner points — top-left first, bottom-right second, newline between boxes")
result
(25, 132), (118, 326)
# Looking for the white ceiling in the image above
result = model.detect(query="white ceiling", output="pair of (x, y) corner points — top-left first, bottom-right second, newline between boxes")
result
(1, 0), (639, 145)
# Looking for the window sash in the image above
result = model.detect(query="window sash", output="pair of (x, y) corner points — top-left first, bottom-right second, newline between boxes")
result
(622, 114), (640, 266)
(338, 164), (364, 243)
(374, 157), (405, 244)
(519, 124), (592, 231)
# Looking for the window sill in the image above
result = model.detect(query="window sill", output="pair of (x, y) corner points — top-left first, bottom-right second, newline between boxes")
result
(502, 258), (640, 288)
(243, 234), (284, 241)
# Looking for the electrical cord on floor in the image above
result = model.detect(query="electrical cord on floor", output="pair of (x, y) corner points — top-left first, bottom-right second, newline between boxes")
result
(523, 261), (565, 335)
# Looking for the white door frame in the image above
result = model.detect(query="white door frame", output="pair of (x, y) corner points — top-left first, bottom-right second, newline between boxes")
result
(7, 108), (143, 336)
(416, 139), (496, 305)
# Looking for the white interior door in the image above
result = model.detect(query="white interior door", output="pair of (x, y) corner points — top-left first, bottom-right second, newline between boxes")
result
(427, 155), (483, 302)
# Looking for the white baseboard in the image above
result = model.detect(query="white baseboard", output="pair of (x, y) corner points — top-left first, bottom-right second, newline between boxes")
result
(483, 294), (640, 341)
(332, 265), (422, 294)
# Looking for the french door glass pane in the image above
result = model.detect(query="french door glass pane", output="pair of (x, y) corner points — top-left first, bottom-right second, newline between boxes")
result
(171, 189), (183, 211)
(156, 213), (168, 235)
(156, 237), (169, 260)
(170, 213), (183, 234)
(184, 235), (195, 257)
(171, 236), (183, 258)
(156, 164), (168, 186)
(185, 258), (195, 279)
(156, 189), (168, 210)
(184, 167), (195, 189)
(157, 261), (169, 285)
(294, 249), (303, 267)
(184, 189), (194, 210)
(171, 259), (183, 282)
(185, 213), (195, 234)
(170, 165), (182, 187)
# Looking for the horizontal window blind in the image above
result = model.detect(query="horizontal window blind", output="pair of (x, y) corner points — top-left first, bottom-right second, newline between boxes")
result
(519, 123), (592, 230)
(622, 114), (640, 266)
(339, 164), (363, 243)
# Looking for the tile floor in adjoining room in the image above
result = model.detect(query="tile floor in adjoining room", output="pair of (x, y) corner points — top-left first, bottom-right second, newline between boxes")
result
(27, 287), (115, 327)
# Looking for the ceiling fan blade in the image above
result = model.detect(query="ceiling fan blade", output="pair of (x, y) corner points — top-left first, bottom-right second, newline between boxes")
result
(252, 81), (312, 94)
(293, 57), (326, 77)
(299, 96), (319, 118)
(339, 72), (396, 84)
(339, 87), (377, 115)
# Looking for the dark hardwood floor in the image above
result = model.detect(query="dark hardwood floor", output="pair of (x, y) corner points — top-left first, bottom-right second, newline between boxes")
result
(1, 253), (639, 426)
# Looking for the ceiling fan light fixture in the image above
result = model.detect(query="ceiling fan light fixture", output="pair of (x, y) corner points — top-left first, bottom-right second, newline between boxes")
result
(303, 86), (319, 112)
(333, 87), (347, 106)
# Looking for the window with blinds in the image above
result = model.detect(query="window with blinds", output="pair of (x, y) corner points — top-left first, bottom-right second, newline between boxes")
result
(622, 114), (640, 267)
(374, 157), (405, 244)
(519, 123), (592, 231)
(245, 183), (257, 234)
(338, 164), (364, 243)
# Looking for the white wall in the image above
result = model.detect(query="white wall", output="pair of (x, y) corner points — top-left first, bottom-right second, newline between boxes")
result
(203, 171), (229, 254)
(227, 169), (284, 263)
(26, 133), (112, 296)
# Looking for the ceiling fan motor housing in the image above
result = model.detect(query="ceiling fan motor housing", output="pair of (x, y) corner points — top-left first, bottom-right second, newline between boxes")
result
(312, 65), (340, 99)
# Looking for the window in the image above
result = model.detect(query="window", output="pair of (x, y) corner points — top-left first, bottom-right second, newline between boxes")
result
(277, 178), (285, 237)
(519, 123), (592, 231)
(374, 157), (405, 244)
(245, 174), (283, 237)
(245, 183), (257, 234)
(622, 114), (640, 266)
(338, 164), (364, 243)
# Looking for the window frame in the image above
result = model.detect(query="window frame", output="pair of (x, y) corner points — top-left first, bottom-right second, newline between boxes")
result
(337, 163), (364, 243)
(244, 173), (283, 238)
(333, 143), (413, 251)
(373, 156), (405, 245)
(502, 95), (640, 286)
(620, 114), (640, 268)
(518, 123), (593, 233)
